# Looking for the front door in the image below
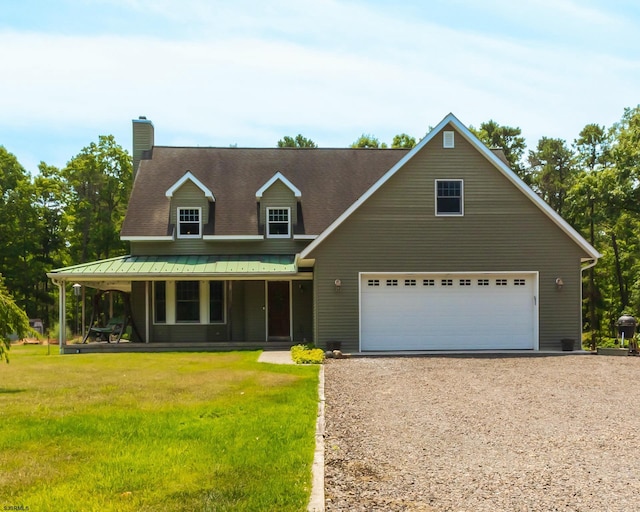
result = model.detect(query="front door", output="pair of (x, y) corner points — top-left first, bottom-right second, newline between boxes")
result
(268, 281), (290, 340)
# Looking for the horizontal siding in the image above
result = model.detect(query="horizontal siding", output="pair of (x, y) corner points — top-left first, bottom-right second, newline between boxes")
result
(309, 125), (587, 352)
(170, 180), (210, 225)
(130, 279), (311, 343)
(131, 239), (310, 256)
(260, 180), (299, 226)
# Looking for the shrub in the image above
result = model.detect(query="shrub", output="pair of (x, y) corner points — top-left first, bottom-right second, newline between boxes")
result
(291, 343), (325, 364)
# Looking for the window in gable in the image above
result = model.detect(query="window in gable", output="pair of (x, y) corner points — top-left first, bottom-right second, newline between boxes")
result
(443, 131), (455, 148)
(435, 180), (463, 216)
(177, 207), (202, 238)
(266, 207), (291, 238)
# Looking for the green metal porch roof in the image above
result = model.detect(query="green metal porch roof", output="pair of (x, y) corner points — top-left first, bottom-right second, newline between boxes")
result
(48, 254), (298, 279)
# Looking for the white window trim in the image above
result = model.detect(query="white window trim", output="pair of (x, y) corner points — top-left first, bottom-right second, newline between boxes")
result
(166, 171), (215, 200)
(256, 171), (302, 199)
(266, 207), (291, 238)
(175, 280), (201, 323)
(177, 207), (202, 239)
(435, 179), (464, 217)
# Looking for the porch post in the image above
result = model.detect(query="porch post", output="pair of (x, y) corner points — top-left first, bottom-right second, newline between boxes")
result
(81, 286), (86, 337)
(58, 281), (66, 353)
(145, 281), (150, 343)
(227, 281), (233, 341)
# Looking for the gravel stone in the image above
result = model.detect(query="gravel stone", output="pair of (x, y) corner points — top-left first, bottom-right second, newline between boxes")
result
(324, 355), (640, 512)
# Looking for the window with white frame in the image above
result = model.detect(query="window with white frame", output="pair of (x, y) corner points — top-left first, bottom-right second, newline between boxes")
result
(177, 207), (201, 238)
(266, 207), (290, 238)
(176, 281), (200, 322)
(153, 281), (227, 325)
(435, 180), (463, 216)
(443, 131), (455, 148)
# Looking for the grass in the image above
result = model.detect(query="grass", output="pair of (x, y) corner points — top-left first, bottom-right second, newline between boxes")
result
(0, 344), (319, 511)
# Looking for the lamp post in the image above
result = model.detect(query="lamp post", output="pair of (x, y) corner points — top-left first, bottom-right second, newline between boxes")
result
(72, 283), (82, 338)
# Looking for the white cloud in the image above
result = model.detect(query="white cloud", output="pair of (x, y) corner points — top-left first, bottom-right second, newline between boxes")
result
(0, 0), (638, 171)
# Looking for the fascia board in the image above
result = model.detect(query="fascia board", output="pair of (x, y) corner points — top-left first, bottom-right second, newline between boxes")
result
(300, 115), (449, 259)
(301, 112), (601, 262)
(121, 236), (174, 241)
(255, 171), (302, 199)
(165, 171), (215, 200)
(202, 235), (264, 241)
(450, 116), (602, 261)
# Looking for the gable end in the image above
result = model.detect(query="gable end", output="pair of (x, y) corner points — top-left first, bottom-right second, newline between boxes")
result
(165, 171), (215, 200)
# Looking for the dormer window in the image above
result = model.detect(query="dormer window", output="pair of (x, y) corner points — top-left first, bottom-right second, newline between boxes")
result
(177, 207), (202, 238)
(267, 207), (290, 238)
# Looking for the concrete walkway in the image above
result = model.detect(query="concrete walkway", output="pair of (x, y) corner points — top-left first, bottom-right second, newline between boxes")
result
(257, 349), (296, 364)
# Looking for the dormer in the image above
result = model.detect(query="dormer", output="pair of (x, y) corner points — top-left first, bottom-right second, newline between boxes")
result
(256, 172), (301, 239)
(165, 171), (215, 239)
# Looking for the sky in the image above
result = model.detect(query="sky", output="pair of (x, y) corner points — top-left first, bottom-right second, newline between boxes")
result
(1, 0), (639, 174)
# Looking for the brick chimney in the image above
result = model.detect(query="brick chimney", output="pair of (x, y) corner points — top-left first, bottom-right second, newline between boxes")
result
(132, 116), (154, 177)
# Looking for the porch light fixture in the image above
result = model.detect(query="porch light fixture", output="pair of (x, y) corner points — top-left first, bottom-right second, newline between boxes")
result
(334, 279), (342, 291)
(555, 277), (564, 289)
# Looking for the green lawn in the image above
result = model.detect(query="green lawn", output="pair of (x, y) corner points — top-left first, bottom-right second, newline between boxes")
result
(0, 344), (319, 511)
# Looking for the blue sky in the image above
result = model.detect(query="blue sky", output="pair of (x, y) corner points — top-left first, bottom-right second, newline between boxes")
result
(1, 0), (639, 174)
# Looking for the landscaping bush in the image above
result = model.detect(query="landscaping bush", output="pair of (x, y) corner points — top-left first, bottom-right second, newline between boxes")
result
(291, 343), (325, 364)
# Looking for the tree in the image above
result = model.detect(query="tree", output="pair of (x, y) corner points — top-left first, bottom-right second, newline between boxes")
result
(0, 146), (39, 314)
(391, 133), (416, 149)
(351, 134), (387, 149)
(277, 134), (317, 148)
(470, 120), (526, 177)
(569, 124), (612, 348)
(574, 124), (611, 172)
(61, 135), (132, 263)
(28, 163), (69, 327)
(0, 274), (30, 363)
(527, 137), (576, 217)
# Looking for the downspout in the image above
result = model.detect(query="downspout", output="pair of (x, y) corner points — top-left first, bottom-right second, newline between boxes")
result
(580, 258), (598, 272)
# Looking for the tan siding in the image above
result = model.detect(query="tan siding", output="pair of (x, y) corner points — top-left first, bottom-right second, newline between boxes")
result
(170, 181), (210, 224)
(309, 125), (588, 352)
(260, 180), (298, 229)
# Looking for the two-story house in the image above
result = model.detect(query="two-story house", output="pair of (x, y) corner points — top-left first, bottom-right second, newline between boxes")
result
(48, 113), (599, 353)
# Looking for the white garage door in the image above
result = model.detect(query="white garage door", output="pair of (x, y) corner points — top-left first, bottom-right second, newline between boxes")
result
(360, 273), (537, 351)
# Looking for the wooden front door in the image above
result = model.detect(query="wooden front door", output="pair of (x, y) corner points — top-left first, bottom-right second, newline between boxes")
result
(268, 281), (290, 339)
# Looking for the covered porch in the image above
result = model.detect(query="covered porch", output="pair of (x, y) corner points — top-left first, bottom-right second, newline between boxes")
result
(47, 254), (314, 353)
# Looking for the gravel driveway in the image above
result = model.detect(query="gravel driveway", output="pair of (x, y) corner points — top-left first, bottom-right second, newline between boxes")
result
(324, 355), (640, 511)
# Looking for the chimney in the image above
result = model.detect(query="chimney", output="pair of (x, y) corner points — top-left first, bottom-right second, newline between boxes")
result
(132, 116), (154, 177)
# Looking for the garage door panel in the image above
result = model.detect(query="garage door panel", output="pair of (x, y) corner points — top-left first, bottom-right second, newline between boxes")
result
(360, 273), (536, 351)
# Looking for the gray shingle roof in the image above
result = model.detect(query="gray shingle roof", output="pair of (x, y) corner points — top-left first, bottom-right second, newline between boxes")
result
(121, 147), (410, 237)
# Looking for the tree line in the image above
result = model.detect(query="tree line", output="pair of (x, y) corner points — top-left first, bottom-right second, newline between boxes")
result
(1, 107), (639, 350)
